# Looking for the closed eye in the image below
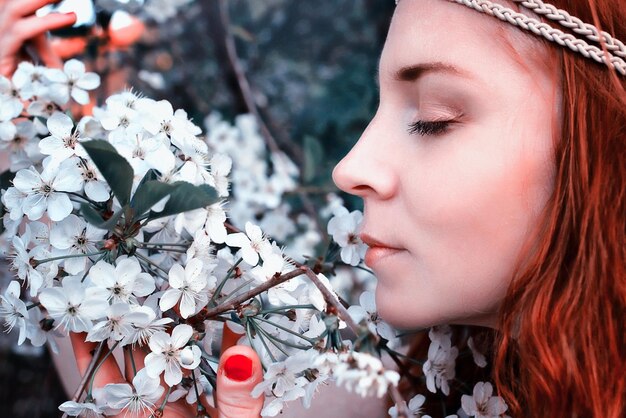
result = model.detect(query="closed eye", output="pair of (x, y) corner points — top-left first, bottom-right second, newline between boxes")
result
(407, 120), (455, 136)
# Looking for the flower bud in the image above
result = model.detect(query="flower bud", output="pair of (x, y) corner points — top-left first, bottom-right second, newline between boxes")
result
(180, 346), (196, 366)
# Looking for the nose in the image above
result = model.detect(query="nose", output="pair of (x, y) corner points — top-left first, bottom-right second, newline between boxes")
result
(332, 115), (399, 200)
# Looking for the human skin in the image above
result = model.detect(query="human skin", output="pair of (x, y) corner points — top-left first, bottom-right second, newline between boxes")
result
(0, 0), (78, 77)
(333, 0), (561, 330)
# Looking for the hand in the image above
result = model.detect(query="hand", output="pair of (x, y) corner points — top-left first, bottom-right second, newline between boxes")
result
(70, 329), (265, 418)
(0, 0), (77, 76)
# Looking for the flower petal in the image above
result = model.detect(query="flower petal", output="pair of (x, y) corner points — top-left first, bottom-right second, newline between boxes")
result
(170, 324), (192, 349)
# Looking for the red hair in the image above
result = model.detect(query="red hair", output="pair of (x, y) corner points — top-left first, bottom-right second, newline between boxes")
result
(495, 1), (625, 416)
(396, 1), (626, 417)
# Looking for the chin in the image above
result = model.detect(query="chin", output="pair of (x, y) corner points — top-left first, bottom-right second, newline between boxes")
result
(375, 287), (443, 330)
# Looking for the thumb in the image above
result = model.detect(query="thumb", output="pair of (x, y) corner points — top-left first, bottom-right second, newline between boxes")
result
(215, 345), (264, 418)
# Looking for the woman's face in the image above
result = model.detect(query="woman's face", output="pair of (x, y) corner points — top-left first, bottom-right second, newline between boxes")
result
(332, 0), (559, 329)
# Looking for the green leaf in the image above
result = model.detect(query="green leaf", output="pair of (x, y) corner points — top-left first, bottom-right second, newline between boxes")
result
(147, 182), (218, 220)
(135, 169), (158, 190)
(130, 180), (176, 219)
(81, 203), (124, 231)
(81, 140), (133, 205)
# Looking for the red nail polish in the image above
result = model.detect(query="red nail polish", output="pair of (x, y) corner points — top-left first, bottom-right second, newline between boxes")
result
(223, 354), (253, 381)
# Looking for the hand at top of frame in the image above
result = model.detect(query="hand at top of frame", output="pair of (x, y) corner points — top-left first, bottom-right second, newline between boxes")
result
(0, 0), (77, 76)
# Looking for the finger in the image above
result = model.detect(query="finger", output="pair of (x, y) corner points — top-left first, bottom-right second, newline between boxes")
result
(5, 0), (64, 18)
(216, 345), (264, 418)
(69, 333), (126, 389)
(30, 33), (62, 68)
(12, 12), (76, 43)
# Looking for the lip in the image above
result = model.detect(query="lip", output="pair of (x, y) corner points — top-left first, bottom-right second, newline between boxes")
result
(360, 233), (405, 268)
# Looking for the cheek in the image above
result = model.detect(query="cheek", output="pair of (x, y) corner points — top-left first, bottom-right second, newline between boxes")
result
(395, 123), (554, 322)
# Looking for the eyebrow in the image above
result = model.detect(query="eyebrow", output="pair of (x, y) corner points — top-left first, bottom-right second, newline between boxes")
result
(393, 61), (473, 82)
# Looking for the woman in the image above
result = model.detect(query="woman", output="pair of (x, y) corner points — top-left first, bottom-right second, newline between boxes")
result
(333, 0), (625, 417)
(2, 0), (624, 417)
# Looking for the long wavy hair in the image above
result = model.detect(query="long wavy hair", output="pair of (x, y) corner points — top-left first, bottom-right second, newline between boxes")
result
(396, 1), (626, 417)
(494, 0), (625, 416)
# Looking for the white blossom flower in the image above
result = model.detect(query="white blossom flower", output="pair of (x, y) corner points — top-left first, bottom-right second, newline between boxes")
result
(225, 222), (272, 266)
(135, 98), (200, 147)
(88, 257), (155, 305)
(334, 351), (400, 398)
(50, 214), (106, 275)
(39, 276), (109, 333)
(144, 324), (201, 386)
(0, 120), (41, 171)
(2, 185), (28, 220)
(251, 350), (311, 399)
(103, 368), (164, 415)
(303, 272), (338, 312)
(168, 372), (211, 404)
(96, 97), (139, 133)
(25, 306), (63, 354)
(39, 113), (89, 164)
(205, 202), (228, 244)
(76, 158), (110, 202)
(423, 327), (458, 396)
(348, 290), (396, 342)
(388, 394), (428, 418)
(159, 258), (211, 319)
(86, 303), (136, 343)
(327, 207), (367, 266)
(123, 305), (173, 347)
(12, 158), (83, 221)
(110, 126), (176, 177)
(174, 137), (212, 186)
(26, 99), (58, 118)
(10, 233), (40, 294)
(186, 229), (215, 263)
(8, 226), (58, 296)
(461, 382), (509, 418)
(251, 245), (299, 306)
(467, 336), (488, 368)
(0, 281), (28, 344)
(11, 62), (49, 100)
(0, 95), (19, 142)
(209, 153), (232, 196)
(45, 59), (101, 105)
(58, 400), (105, 418)
(0, 75), (22, 109)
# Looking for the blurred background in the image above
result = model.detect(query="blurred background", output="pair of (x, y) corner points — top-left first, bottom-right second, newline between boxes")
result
(0, 0), (395, 416)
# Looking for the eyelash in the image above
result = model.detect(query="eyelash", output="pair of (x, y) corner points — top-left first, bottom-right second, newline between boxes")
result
(407, 120), (454, 136)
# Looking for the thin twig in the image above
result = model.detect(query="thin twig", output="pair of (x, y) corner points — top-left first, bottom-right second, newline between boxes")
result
(217, 0), (280, 154)
(303, 269), (364, 337)
(61, 340), (105, 418)
(204, 268), (307, 318)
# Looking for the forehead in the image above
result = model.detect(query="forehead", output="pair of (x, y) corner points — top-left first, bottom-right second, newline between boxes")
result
(381, 0), (547, 83)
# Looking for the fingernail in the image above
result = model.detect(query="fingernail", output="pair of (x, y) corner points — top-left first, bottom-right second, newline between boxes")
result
(223, 354), (253, 382)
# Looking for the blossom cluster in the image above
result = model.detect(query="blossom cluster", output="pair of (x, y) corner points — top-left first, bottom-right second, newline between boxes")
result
(0, 58), (407, 417)
(0, 57), (509, 418)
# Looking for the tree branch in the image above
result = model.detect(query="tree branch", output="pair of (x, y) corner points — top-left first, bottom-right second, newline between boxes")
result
(204, 267), (307, 318)
(303, 268), (365, 337)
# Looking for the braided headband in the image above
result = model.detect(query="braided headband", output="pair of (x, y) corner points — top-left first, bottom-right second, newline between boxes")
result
(395, 0), (626, 76)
